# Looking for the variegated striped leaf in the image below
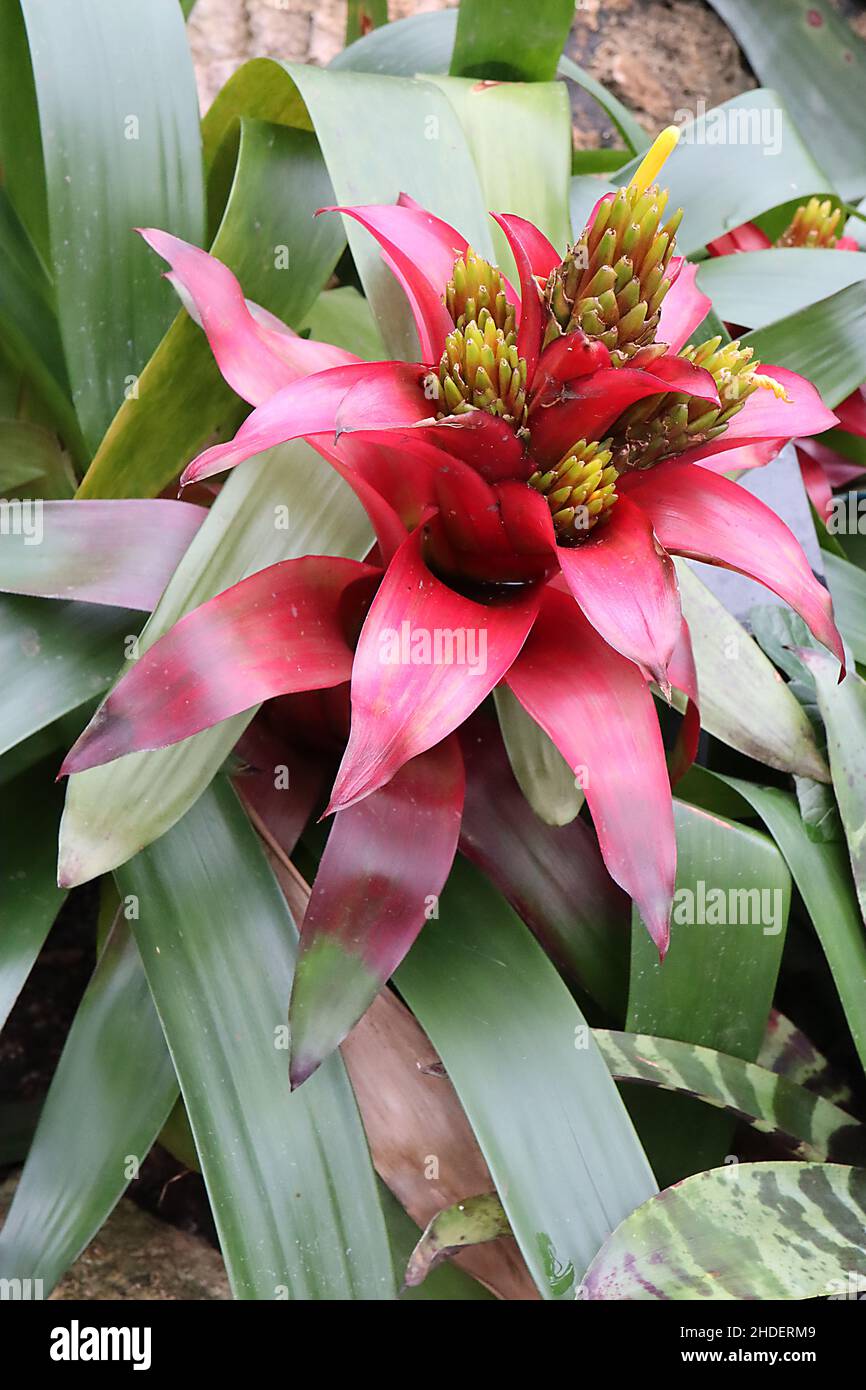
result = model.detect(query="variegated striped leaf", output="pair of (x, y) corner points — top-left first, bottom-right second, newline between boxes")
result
(596, 1031), (866, 1165)
(583, 1163), (866, 1300)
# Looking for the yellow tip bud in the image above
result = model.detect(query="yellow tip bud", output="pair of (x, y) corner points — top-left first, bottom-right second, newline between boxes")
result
(628, 126), (680, 197)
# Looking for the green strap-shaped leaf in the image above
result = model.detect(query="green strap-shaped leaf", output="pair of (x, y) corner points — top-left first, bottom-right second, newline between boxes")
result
(824, 551), (866, 666)
(686, 768), (866, 1080)
(596, 1031), (866, 1165)
(300, 286), (386, 361)
(706, 0), (866, 201)
(627, 800), (790, 1183)
(697, 248), (866, 333)
(427, 75), (573, 252)
(16, 0), (204, 453)
(0, 921), (177, 1293)
(582, 1162), (866, 1300)
(395, 857), (657, 1300)
(675, 560), (829, 782)
(0, 420), (66, 496)
(494, 685), (584, 827)
(0, 764), (66, 1031)
(0, 595), (136, 758)
(345, 0), (388, 46)
(0, 190), (84, 463)
(742, 282), (866, 409)
(617, 90), (833, 256)
(630, 802), (790, 1059)
(796, 654), (866, 928)
(78, 119), (344, 501)
(116, 778), (394, 1300)
(450, 0), (574, 83)
(405, 1193), (512, 1289)
(0, 2), (48, 259)
(336, 10), (648, 158)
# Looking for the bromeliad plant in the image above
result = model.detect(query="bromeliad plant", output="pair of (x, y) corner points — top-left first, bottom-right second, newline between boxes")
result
(4, 0), (866, 1306)
(59, 129), (843, 1081)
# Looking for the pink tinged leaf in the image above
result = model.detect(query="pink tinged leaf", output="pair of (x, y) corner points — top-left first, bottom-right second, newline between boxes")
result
(179, 360), (429, 487)
(835, 388), (866, 439)
(796, 445), (834, 523)
(60, 557), (380, 775)
(321, 202), (466, 360)
(706, 223), (773, 257)
(529, 366), (710, 464)
(656, 260), (712, 353)
(796, 435), (866, 489)
(693, 441), (781, 476)
(327, 525), (543, 813)
(556, 496), (682, 689)
(490, 211), (550, 382)
(0, 499), (204, 610)
(505, 587), (676, 954)
(677, 367), (838, 466)
(666, 617), (700, 785)
(620, 460), (845, 667)
(638, 353), (719, 402)
(288, 736), (464, 1087)
(311, 434), (410, 566)
(139, 228), (355, 406)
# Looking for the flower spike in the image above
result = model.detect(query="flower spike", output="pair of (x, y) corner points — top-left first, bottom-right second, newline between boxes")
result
(543, 128), (684, 363)
(628, 125), (681, 197)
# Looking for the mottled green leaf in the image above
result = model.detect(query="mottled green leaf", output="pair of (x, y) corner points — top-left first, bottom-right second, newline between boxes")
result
(583, 1163), (866, 1300)
(596, 1030), (866, 1164)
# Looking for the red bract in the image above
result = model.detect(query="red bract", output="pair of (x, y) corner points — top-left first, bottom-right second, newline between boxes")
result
(63, 140), (844, 1084)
